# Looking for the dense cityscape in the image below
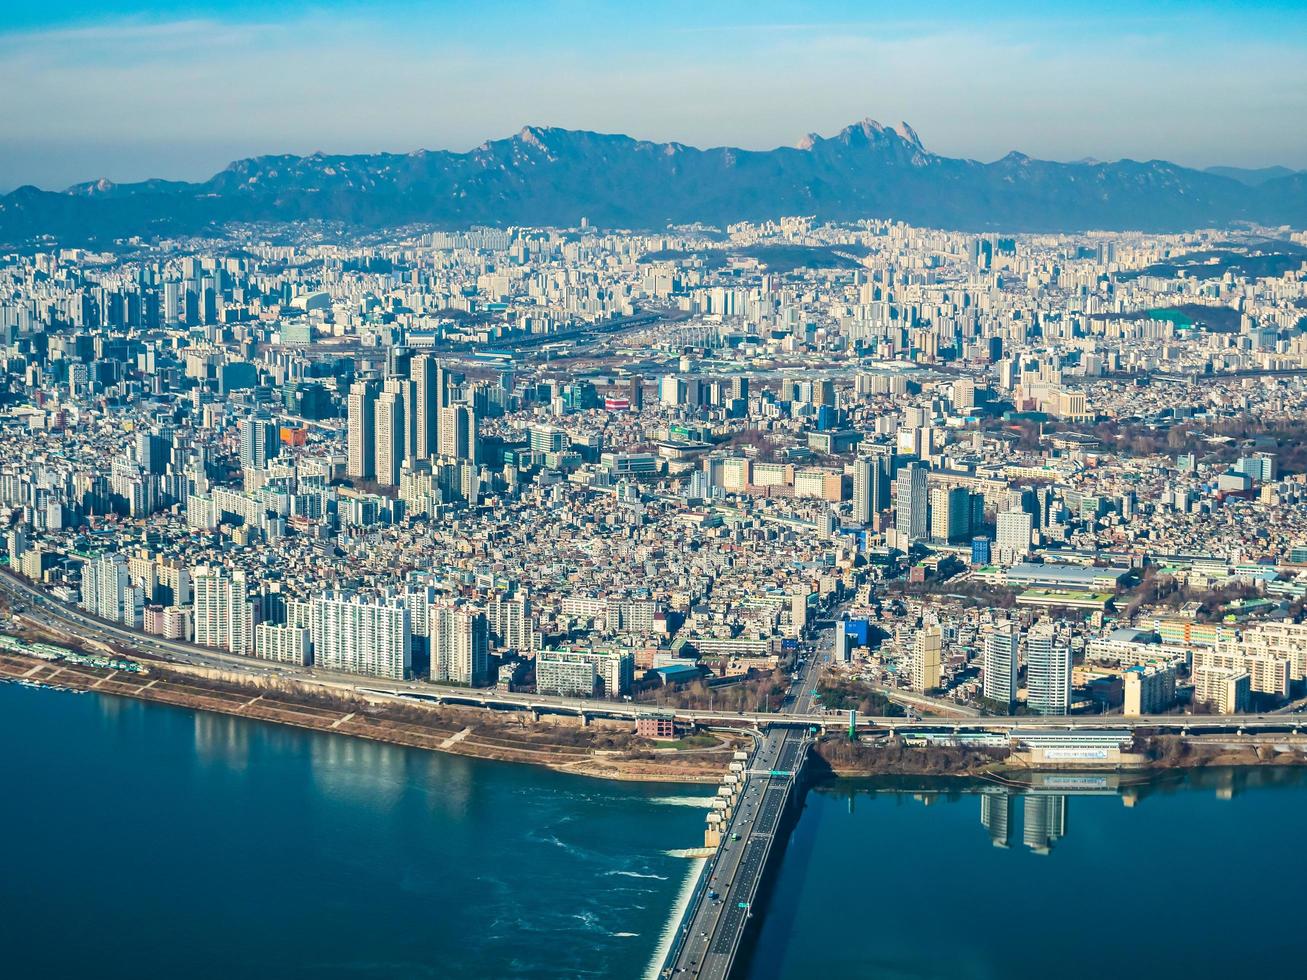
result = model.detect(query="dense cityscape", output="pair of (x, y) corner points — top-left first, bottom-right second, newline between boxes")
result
(4, 219), (1307, 727)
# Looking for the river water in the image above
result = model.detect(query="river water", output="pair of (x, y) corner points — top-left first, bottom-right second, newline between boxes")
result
(7, 679), (1305, 980)
(747, 770), (1307, 979)
(0, 682), (711, 979)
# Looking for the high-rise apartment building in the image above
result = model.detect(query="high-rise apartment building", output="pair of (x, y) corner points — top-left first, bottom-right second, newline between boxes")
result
(852, 455), (891, 526)
(438, 404), (478, 464)
(375, 382), (407, 487)
(192, 565), (251, 655)
(80, 553), (143, 627)
(911, 625), (943, 692)
(238, 414), (279, 471)
(411, 355), (447, 460)
(996, 509), (1034, 564)
(430, 605), (489, 686)
(347, 380), (379, 480)
(1025, 622), (1071, 715)
(982, 626), (1019, 708)
(310, 590), (411, 680)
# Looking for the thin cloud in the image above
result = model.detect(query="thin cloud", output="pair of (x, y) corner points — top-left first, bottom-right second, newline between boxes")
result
(0, 9), (1304, 190)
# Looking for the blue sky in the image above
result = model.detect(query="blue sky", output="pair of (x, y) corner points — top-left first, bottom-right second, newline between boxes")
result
(2, 0), (1306, 190)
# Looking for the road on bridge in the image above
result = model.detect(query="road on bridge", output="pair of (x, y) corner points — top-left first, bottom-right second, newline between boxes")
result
(665, 620), (832, 979)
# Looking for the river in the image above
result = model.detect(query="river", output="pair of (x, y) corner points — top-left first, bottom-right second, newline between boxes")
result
(7, 679), (1306, 980)
(747, 770), (1307, 979)
(0, 682), (711, 979)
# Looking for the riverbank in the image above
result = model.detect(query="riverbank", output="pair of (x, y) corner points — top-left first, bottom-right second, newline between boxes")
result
(812, 732), (1307, 778)
(0, 647), (740, 784)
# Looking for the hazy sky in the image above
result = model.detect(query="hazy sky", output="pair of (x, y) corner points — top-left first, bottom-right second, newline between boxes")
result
(3, 0), (1306, 191)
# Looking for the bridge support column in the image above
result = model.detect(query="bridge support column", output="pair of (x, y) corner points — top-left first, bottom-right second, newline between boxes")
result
(579, 711), (590, 728)
(530, 708), (541, 723)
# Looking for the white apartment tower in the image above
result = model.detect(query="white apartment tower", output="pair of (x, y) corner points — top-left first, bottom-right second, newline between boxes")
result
(1025, 622), (1071, 715)
(310, 591), (411, 680)
(192, 565), (252, 655)
(982, 626), (1019, 707)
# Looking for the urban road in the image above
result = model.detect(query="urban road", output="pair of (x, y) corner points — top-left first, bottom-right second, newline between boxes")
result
(4, 570), (1307, 738)
(662, 628), (828, 980)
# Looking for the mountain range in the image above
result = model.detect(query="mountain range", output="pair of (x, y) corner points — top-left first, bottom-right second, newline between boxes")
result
(1, 119), (1304, 245)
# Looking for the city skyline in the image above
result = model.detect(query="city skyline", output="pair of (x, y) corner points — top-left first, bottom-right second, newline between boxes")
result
(3, 0), (1307, 191)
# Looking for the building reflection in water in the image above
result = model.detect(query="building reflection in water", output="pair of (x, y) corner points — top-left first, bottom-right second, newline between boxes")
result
(193, 711), (252, 768)
(979, 794), (1011, 848)
(1022, 795), (1067, 855)
(978, 792), (1069, 855)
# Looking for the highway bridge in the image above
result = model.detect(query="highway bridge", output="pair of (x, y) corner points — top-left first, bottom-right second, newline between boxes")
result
(660, 646), (824, 979)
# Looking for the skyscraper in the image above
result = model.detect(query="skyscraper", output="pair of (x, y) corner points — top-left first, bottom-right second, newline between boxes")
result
(982, 626), (1019, 708)
(851, 456), (889, 526)
(895, 463), (928, 543)
(238, 413), (279, 471)
(374, 382), (407, 487)
(347, 380), (379, 480)
(1026, 622), (1071, 715)
(411, 354), (446, 460)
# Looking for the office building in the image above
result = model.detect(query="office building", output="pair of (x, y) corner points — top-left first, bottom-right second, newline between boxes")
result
(895, 463), (928, 544)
